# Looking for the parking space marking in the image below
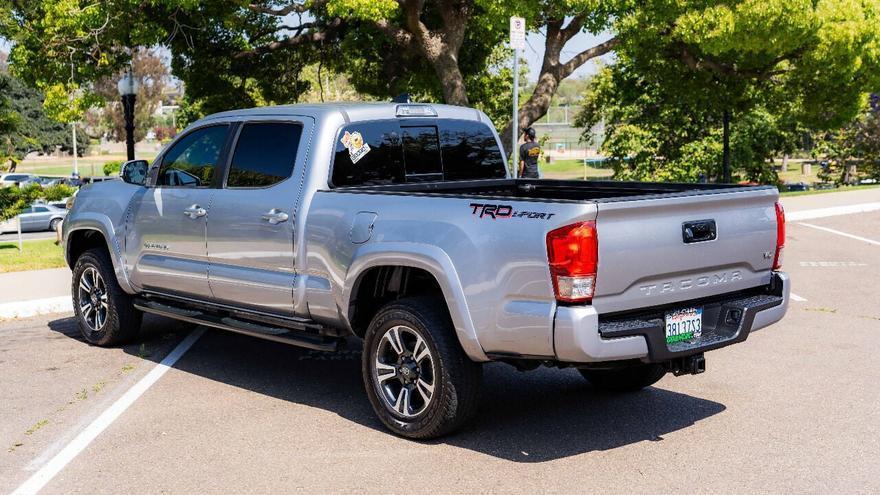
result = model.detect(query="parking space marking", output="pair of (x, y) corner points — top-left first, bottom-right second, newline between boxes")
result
(12, 328), (205, 495)
(798, 223), (880, 246)
(786, 202), (880, 221)
(790, 293), (807, 302)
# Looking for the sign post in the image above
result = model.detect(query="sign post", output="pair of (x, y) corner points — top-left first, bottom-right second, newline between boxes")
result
(510, 16), (525, 179)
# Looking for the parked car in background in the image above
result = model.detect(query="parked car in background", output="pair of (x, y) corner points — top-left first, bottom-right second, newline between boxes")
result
(783, 182), (809, 192)
(0, 173), (39, 188)
(0, 203), (68, 233)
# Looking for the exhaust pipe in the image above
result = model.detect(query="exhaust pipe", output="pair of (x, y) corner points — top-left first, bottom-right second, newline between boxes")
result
(668, 353), (706, 376)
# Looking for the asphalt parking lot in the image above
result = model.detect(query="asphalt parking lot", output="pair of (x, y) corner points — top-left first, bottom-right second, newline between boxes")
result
(2, 200), (879, 493)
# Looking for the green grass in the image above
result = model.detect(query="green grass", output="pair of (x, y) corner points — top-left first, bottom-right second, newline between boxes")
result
(540, 159), (614, 180)
(13, 152), (158, 177)
(779, 184), (880, 197)
(0, 239), (67, 273)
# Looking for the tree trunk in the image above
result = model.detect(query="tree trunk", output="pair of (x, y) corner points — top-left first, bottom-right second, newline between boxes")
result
(432, 52), (469, 106)
(499, 24), (618, 157)
(500, 71), (559, 155)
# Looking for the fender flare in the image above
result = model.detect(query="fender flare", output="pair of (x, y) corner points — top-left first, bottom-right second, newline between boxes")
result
(343, 242), (489, 362)
(64, 213), (136, 294)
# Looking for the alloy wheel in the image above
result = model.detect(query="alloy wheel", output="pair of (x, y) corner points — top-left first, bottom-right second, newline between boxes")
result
(373, 325), (436, 418)
(77, 266), (109, 332)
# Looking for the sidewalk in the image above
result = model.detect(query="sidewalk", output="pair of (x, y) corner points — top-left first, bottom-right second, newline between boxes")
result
(0, 267), (72, 319)
(780, 187), (880, 212)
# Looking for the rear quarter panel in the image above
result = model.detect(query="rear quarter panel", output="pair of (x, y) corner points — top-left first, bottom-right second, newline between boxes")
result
(303, 191), (595, 359)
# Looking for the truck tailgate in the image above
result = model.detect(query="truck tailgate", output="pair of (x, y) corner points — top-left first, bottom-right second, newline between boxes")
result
(592, 187), (779, 314)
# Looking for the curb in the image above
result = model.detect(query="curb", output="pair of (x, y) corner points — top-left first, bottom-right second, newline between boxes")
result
(0, 296), (73, 321)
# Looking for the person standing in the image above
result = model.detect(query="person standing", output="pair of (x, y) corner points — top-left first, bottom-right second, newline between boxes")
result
(518, 127), (541, 179)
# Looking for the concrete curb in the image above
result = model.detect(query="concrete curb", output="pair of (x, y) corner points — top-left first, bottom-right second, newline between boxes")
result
(0, 295), (72, 321)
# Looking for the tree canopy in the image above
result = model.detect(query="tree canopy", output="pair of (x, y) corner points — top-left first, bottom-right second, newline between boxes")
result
(577, 0), (880, 183)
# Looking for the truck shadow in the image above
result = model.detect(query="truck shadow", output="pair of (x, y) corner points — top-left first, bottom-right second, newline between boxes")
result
(47, 318), (726, 463)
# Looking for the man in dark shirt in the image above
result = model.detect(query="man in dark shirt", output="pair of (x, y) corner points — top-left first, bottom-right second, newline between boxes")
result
(518, 127), (541, 178)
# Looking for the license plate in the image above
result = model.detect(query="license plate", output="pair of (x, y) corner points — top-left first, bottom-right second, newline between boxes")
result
(665, 307), (703, 344)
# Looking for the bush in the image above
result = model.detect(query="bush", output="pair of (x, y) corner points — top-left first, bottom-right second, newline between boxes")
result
(103, 160), (123, 176)
(43, 184), (76, 202)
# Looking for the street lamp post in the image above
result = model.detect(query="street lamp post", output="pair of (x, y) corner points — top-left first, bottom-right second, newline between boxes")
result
(117, 71), (139, 161)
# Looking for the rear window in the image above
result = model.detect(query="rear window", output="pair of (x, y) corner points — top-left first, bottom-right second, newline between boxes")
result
(331, 119), (505, 187)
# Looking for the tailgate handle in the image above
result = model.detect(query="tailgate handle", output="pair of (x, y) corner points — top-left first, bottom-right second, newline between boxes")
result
(682, 219), (717, 244)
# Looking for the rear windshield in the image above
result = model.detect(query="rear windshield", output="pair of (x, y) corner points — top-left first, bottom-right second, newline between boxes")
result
(331, 119), (506, 187)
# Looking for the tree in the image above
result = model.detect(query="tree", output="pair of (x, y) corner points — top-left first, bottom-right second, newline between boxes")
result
(495, 0), (625, 154)
(813, 103), (880, 184)
(577, 0), (880, 183)
(92, 49), (169, 142)
(0, 71), (88, 164)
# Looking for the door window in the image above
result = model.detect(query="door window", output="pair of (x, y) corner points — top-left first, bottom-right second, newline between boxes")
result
(156, 125), (229, 187)
(227, 123), (303, 188)
(33, 206), (49, 213)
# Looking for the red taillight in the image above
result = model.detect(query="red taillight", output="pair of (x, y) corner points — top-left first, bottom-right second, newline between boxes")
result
(546, 221), (598, 303)
(773, 201), (785, 270)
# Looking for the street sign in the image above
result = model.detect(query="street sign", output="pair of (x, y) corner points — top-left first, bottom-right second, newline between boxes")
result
(510, 17), (526, 50)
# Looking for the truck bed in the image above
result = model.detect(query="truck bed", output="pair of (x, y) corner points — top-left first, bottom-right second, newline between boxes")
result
(336, 179), (774, 202)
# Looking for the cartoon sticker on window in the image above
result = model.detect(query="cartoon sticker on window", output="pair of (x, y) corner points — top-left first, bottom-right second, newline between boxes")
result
(341, 131), (371, 164)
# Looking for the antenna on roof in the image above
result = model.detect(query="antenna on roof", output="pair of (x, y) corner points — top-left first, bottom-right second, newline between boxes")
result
(392, 93), (412, 104)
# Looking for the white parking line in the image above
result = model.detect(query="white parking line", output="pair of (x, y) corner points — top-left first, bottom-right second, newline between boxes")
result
(798, 223), (880, 246)
(786, 202), (880, 221)
(790, 293), (807, 302)
(12, 328), (205, 495)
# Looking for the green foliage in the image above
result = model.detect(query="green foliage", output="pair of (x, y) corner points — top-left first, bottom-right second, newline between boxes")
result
(0, 73), (88, 161)
(0, 183), (75, 222)
(577, 0), (880, 183)
(103, 160), (123, 176)
(42, 184), (76, 201)
(812, 106), (880, 184)
(0, 183), (43, 222)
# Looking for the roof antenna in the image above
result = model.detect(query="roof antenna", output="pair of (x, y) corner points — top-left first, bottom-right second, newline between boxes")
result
(392, 93), (412, 104)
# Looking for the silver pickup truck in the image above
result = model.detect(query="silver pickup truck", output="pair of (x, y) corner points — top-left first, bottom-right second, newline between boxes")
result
(63, 103), (789, 438)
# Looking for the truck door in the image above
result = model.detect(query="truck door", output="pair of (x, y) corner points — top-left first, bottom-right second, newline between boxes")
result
(206, 120), (308, 316)
(127, 124), (230, 298)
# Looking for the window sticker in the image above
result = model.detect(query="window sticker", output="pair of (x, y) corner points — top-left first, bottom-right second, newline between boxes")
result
(341, 131), (371, 164)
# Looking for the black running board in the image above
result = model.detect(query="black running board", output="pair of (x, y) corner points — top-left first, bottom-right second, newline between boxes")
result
(134, 299), (340, 352)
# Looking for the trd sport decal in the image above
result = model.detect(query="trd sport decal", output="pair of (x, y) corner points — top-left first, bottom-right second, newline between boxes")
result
(469, 203), (556, 220)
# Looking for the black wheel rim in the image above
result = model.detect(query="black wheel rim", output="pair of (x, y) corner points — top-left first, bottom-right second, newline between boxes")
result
(373, 325), (436, 418)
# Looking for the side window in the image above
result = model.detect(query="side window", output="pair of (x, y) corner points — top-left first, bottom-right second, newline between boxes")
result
(156, 125), (228, 187)
(33, 206), (49, 213)
(332, 121), (404, 187)
(440, 121), (507, 180)
(401, 126), (443, 181)
(227, 122), (303, 188)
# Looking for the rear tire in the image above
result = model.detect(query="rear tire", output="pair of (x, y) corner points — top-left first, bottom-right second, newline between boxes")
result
(362, 297), (482, 439)
(579, 363), (667, 392)
(49, 218), (61, 232)
(72, 248), (142, 346)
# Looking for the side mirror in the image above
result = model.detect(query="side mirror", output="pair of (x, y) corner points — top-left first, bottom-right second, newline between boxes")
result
(120, 160), (149, 186)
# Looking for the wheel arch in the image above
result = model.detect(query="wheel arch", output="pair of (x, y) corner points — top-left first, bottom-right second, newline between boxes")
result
(65, 218), (135, 294)
(343, 243), (488, 362)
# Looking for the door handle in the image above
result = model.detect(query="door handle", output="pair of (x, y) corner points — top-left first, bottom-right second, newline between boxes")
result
(183, 205), (207, 219)
(261, 209), (289, 225)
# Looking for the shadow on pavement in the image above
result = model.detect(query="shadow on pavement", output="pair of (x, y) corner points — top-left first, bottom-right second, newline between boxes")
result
(45, 320), (726, 463)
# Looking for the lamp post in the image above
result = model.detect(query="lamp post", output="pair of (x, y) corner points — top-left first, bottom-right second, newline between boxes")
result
(117, 70), (139, 161)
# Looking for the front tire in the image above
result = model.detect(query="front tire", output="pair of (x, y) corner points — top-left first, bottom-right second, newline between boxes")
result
(579, 363), (667, 392)
(362, 297), (482, 439)
(72, 248), (142, 346)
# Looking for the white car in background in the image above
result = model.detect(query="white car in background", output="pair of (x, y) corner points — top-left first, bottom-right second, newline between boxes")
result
(0, 173), (40, 188)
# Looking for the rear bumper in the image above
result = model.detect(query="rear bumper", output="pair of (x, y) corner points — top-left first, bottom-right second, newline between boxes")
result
(554, 272), (789, 364)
